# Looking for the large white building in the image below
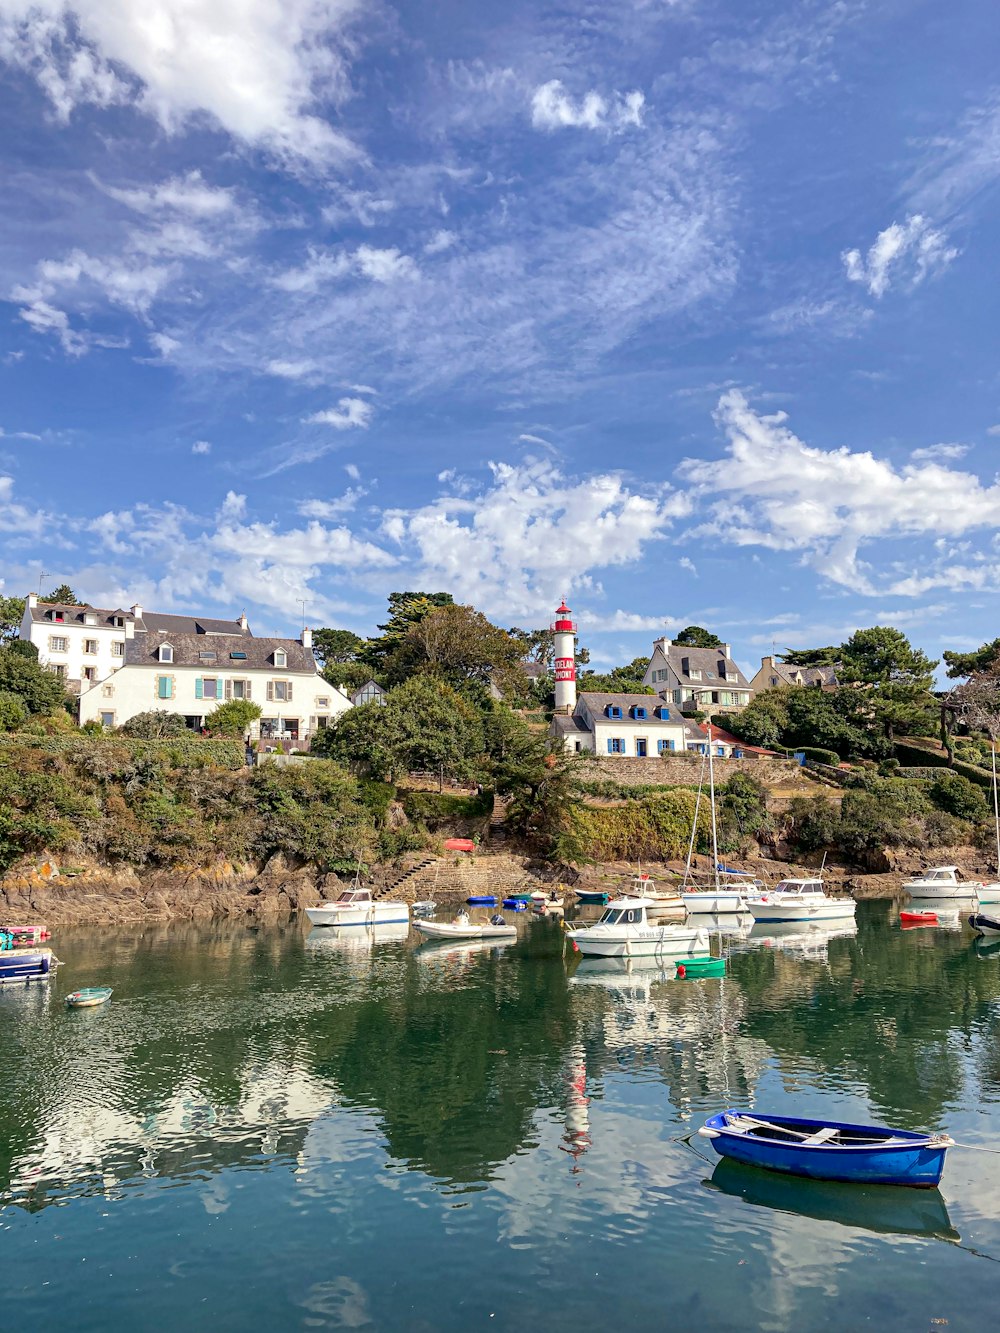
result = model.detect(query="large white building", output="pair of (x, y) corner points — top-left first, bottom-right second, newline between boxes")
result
(642, 637), (752, 714)
(22, 593), (351, 742)
(552, 692), (692, 756)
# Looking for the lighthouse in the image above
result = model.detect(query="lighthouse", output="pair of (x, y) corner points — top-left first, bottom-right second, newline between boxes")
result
(552, 599), (577, 713)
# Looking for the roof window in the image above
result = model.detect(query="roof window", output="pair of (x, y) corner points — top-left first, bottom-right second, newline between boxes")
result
(230, 651), (248, 660)
(606, 704), (623, 719)
(630, 705), (647, 719)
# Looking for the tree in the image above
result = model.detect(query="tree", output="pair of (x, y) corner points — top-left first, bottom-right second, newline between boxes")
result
(0, 642), (68, 716)
(206, 699), (263, 737)
(321, 661), (371, 694)
(0, 594), (25, 645)
(42, 584), (79, 605)
(383, 603), (524, 693)
(119, 710), (191, 738)
(507, 626), (591, 671)
(674, 626), (722, 648)
(312, 628), (366, 666)
(943, 639), (1000, 680)
(929, 772), (988, 824)
(780, 645), (839, 668)
(0, 690), (28, 731)
(840, 626), (936, 689)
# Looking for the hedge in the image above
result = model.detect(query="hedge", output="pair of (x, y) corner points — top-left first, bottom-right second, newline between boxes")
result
(895, 740), (993, 791)
(0, 735), (245, 770)
(797, 747), (842, 767)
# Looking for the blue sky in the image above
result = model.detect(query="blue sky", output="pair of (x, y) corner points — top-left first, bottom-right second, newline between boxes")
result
(1, 0), (999, 674)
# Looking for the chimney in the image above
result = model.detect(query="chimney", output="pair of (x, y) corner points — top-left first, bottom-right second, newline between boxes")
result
(301, 626), (313, 651)
(762, 654), (774, 669)
(238, 611), (249, 632)
(27, 592), (38, 608)
(130, 602), (143, 620)
(721, 643), (731, 658)
(125, 619), (135, 639)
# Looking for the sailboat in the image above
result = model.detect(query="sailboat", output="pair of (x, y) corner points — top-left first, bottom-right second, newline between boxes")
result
(680, 725), (751, 915)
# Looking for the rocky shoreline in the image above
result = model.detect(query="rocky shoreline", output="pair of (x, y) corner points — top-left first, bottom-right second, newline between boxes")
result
(2, 842), (994, 926)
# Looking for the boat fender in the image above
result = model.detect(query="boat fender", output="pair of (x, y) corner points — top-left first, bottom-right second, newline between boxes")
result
(676, 964), (686, 978)
(41, 956), (50, 973)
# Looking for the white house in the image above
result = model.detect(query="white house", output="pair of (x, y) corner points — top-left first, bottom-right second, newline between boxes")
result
(53, 600), (353, 741)
(749, 655), (839, 693)
(552, 693), (690, 757)
(642, 638), (752, 714)
(20, 593), (157, 692)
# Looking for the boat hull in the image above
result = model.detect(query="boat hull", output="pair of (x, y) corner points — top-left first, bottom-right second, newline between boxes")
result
(576, 890), (610, 905)
(305, 902), (409, 927)
(969, 912), (1000, 936)
(702, 1111), (949, 1187)
(904, 884), (979, 901)
(0, 948), (55, 983)
(566, 925), (710, 959)
(414, 920), (517, 941)
(682, 891), (746, 914)
(66, 987), (113, 1008)
(746, 900), (856, 923)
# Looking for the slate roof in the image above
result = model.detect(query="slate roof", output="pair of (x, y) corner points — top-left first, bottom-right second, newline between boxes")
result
(551, 713), (590, 735)
(652, 642), (752, 689)
(769, 661), (839, 687)
(29, 601), (251, 637)
(577, 692), (682, 726)
(124, 634), (319, 673)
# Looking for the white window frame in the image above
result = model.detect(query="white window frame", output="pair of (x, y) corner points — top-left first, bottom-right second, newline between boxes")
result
(84, 638), (99, 655)
(48, 635), (68, 652)
(111, 641), (125, 657)
(159, 645), (174, 663)
(274, 650), (287, 668)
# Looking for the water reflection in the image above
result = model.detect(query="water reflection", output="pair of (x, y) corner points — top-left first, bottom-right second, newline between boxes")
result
(705, 1157), (960, 1242)
(741, 919), (858, 960)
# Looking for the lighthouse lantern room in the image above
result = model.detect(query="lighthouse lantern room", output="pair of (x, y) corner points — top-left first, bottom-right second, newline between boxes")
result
(551, 600), (577, 713)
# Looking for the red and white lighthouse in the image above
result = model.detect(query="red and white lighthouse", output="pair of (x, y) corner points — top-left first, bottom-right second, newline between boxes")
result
(552, 599), (577, 713)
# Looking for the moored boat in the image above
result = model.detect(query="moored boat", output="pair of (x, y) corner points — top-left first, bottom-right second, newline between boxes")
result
(900, 909), (938, 925)
(466, 895), (499, 907)
(968, 911), (1000, 936)
(565, 897), (709, 959)
(66, 986), (113, 1009)
(305, 887), (409, 927)
(0, 947), (57, 984)
(902, 866), (982, 901)
(744, 878), (856, 923)
(576, 889), (610, 905)
(698, 1110), (952, 1187)
(414, 912), (517, 941)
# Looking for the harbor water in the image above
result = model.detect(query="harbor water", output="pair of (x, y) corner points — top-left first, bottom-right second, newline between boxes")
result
(2, 901), (1000, 1330)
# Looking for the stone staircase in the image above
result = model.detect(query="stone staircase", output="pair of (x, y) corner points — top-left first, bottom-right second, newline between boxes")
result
(376, 852), (544, 903)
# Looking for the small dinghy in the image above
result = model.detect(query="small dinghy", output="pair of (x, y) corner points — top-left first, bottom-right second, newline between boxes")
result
(412, 900), (437, 916)
(66, 987), (113, 1009)
(466, 895), (498, 907)
(576, 889), (610, 905)
(675, 957), (726, 978)
(698, 1110), (952, 1187)
(502, 898), (528, 912)
(414, 914), (517, 941)
(900, 910), (938, 926)
(968, 911), (1000, 936)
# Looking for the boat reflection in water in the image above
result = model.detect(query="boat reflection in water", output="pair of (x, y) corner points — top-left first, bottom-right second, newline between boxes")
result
(305, 922), (410, 956)
(899, 901), (965, 932)
(705, 1157), (959, 1243)
(742, 919), (858, 960)
(973, 935), (1000, 959)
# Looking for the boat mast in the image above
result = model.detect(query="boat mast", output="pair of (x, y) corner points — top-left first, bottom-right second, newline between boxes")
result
(682, 747), (708, 889)
(707, 717), (720, 895)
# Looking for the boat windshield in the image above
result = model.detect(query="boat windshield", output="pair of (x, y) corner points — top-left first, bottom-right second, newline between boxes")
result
(773, 881), (822, 895)
(338, 890), (371, 904)
(598, 907), (644, 925)
(925, 869), (956, 882)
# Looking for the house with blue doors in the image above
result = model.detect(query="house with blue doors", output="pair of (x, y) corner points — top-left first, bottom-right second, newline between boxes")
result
(551, 692), (690, 756)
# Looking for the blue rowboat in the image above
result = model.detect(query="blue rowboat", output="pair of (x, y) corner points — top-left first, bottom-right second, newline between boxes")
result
(698, 1110), (952, 1188)
(466, 896), (498, 907)
(502, 898), (528, 911)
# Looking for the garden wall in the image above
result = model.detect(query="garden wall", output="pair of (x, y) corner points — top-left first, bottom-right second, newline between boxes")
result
(577, 754), (804, 787)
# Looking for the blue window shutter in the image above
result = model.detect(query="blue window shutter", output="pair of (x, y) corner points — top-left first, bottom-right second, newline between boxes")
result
(607, 739), (613, 754)
(195, 677), (203, 700)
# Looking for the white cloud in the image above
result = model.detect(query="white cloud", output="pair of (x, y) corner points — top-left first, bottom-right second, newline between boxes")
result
(303, 398), (373, 430)
(101, 170), (235, 218)
(149, 331), (180, 358)
(354, 246), (418, 283)
(344, 463), (360, 480)
(910, 443), (969, 462)
(0, 475), (50, 540)
(271, 247), (352, 294)
(531, 80), (645, 132)
(297, 488), (366, 518)
(191, 440), (211, 455)
(680, 390), (1000, 595)
(679, 556), (697, 576)
(265, 358), (318, 380)
(987, 425), (1000, 438)
(0, 0), (361, 164)
(423, 229), (456, 255)
(842, 215), (958, 298)
(383, 457), (685, 620)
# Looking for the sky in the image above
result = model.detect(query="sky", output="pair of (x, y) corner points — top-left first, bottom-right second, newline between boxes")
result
(1, 0), (999, 674)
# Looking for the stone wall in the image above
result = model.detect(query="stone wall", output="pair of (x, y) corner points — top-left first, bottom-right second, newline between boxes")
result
(577, 754), (805, 787)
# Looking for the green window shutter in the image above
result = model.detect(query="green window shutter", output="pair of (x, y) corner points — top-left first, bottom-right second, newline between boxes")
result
(195, 678), (203, 700)
(158, 676), (169, 700)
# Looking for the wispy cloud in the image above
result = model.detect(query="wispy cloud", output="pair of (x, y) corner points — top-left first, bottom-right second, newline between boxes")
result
(303, 398), (374, 430)
(842, 215), (958, 298)
(531, 80), (645, 132)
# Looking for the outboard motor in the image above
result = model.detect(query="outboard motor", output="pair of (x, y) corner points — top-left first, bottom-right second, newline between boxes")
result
(490, 913), (506, 926)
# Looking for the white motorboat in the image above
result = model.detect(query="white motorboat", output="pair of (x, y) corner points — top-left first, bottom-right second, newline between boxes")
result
(414, 911), (517, 941)
(305, 887), (410, 927)
(902, 866), (983, 901)
(744, 878), (856, 923)
(565, 897), (710, 959)
(682, 873), (762, 914)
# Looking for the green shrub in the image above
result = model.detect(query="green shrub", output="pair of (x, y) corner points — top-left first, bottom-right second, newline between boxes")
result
(119, 710), (190, 738)
(798, 747), (841, 767)
(928, 771), (989, 823)
(577, 789), (710, 861)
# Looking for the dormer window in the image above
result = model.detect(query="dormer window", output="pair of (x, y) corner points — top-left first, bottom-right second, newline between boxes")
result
(84, 613), (96, 626)
(110, 615), (124, 628)
(630, 705), (647, 719)
(158, 644), (174, 663)
(48, 609), (65, 622)
(274, 650), (287, 668)
(655, 706), (671, 720)
(606, 704), (623, 719)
